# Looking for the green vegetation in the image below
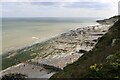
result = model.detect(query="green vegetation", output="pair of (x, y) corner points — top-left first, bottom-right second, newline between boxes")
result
(50, 16), (120, 79)
(1, 73), (28, 80)
(83, 52), (120, 78)
(2, 58), (19, 70)
(2, 42), (46, 70)
(96, 15), (119, 24)
(2, 16), (120, 79)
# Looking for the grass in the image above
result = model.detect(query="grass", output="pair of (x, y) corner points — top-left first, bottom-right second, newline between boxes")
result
(83, 51), (120, 78)
(2, 42), (46, 70)
(2, 58), (19, 70)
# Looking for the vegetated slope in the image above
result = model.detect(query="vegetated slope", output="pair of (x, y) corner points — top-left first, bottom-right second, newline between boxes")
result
(50, 16), (120, 79)
(96, 15), (119, 25)
(83, 51), (120, 78)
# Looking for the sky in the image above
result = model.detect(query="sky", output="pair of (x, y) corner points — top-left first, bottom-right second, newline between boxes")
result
(0, 0), (119, 18)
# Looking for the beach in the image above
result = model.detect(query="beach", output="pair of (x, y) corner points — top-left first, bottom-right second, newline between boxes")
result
(1, 1), (119, 79)
(1, 20), (113, 78)
(2, 17), (96, 53)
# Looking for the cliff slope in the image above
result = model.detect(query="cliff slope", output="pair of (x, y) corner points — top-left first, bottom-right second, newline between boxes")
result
(50, 16), (120, 78)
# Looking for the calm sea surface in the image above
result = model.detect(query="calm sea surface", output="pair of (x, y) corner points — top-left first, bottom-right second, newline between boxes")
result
(2, 17), (98, 53)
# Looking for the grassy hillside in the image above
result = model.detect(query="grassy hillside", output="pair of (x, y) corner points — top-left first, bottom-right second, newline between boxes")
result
(83, 51), (120, 78)
(50, 16), (120, 79)
(96, 15), (119, 25)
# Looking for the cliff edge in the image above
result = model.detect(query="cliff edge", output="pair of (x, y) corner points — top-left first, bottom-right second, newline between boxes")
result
(50, 15), (120, 79)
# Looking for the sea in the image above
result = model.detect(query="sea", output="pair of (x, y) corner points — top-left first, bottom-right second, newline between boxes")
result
(2, 17), (99, 53)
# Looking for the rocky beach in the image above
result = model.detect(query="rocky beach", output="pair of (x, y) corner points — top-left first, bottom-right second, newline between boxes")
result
(1, 16), (118, 78)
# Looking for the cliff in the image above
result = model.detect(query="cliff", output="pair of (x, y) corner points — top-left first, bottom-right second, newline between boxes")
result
(50, 15), (120, 79)
(96, 16), (119, 25)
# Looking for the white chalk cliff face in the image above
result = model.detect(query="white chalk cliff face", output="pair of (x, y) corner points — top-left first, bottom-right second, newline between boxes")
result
(1, 16), (118, 78)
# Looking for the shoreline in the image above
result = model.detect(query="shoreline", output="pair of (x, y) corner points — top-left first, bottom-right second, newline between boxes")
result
(1, 22), (112, 78)
(2, 23), (98, 54)
(2, 34), (61, 54)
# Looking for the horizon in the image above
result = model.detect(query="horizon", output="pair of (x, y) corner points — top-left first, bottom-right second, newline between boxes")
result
(1, 16), (109, 20)
(1, 16), (101, 18)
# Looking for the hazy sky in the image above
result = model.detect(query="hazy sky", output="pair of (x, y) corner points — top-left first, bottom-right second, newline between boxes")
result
(0, 0), (119, 18)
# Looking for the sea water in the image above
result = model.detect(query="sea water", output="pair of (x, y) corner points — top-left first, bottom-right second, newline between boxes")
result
(2, 17), (97, 53)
